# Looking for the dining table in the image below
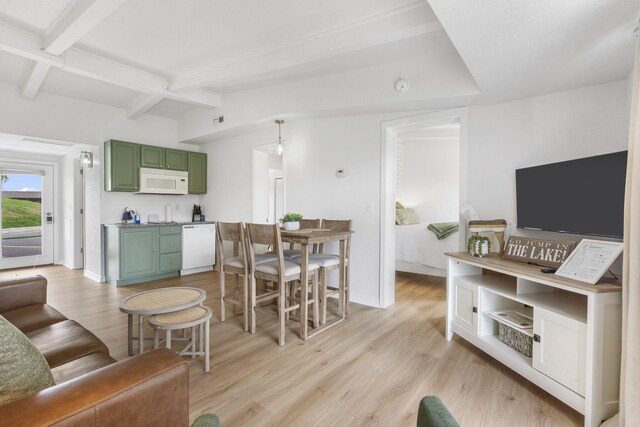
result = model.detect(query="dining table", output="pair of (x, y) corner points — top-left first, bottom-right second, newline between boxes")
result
(280, 228), (353, 340)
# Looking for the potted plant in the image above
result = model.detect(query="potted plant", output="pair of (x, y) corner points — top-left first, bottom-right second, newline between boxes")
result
(279, 212), (303, 230)
(468, 235), (491, 257)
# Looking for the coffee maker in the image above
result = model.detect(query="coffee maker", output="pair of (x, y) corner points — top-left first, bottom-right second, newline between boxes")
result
(192, 204), (204, 222)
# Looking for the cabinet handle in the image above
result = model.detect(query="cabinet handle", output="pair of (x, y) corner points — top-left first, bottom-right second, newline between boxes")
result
(153, 248), (157, 252)
(170, 243), (174, 246)
(472, 306), (478, 313)
(533, 334), (541, 343)
(169, 229), (174, 232)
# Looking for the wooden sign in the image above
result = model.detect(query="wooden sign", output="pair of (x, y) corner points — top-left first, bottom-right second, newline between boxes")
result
(503, 236), (576, 267)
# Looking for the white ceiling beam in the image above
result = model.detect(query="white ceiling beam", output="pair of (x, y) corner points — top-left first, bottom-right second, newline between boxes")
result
(170, 2), (442, 91)
(0, 21), (222, 110)
(0, 23), (63, 66)
(44, 0), (129, 56)
(21, 62), (51, 99)
(127, 94), (164, 119)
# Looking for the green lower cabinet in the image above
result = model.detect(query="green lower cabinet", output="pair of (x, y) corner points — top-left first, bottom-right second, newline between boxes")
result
(104, 225), (182, 286)
(159, 253), (182, 273)
(121, 227), (158, 279)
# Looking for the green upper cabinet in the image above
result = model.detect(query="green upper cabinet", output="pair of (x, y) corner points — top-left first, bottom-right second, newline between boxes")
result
(105, 140), (204, 193)
(140, 144), (165, 169)
(104, 140), (140, 192)
(188, 152), (207, 194)
(165, 149), (188, 171)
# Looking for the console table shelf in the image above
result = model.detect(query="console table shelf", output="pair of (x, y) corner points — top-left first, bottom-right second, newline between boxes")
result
(445, 252), (622, 427)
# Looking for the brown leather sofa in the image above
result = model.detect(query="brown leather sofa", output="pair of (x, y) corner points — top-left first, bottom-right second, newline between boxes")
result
(0, 275), (190, 426)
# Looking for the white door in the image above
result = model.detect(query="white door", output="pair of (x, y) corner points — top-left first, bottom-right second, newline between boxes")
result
(0, 162), (54, 269)
(532, 306), (587, 396)
(453, 279), (478, 334)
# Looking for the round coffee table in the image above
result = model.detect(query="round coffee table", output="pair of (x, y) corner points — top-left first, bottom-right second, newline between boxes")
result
(150, 306), (212, 372)
(119, 287), (207, 355)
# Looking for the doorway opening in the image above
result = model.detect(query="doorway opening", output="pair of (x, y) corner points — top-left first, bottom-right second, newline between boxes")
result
(252, 143), (285, 224)
(380, 109), (468, 308)
(0, 162), (54, 269)
(394, 123), (461, 276)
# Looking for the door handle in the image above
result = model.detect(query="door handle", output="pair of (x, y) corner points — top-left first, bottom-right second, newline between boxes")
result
(46, 212), (53, 224)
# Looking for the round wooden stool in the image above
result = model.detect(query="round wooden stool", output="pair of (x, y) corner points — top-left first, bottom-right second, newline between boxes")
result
(150, 306), (212, 372)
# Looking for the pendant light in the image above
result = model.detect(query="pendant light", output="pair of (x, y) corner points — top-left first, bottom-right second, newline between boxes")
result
(275, 119), (284, 156)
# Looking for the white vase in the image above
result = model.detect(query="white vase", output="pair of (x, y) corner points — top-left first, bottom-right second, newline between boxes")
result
(283, 221), (300, 231)
(469, 240), (490, 257)
(476, 241), (489, 257)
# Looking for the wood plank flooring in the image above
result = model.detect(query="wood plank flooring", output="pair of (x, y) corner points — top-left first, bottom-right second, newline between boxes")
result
(0, 267), (583, 427)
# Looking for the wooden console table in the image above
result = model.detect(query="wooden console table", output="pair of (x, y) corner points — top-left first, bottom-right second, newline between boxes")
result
(445, 252), (621, 427)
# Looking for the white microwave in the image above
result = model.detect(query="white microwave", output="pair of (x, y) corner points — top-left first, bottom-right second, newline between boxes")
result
(138, 167), (188, 195)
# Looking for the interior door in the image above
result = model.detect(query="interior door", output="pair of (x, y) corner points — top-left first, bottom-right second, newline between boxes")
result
(0, 162), (54, 269)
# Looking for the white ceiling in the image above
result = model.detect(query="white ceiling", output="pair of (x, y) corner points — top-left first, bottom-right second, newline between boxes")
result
(0, 0), (636, 124)
(428, 0), (640, 103)
(77, 0), (422, 76)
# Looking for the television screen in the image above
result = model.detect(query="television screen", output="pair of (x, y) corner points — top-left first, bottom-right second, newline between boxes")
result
(516, 151), (627, 238)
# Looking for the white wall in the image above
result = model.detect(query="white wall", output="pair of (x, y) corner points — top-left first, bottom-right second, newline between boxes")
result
(202, 79), (629, 307)
(0, 81), (200, 280)
(201, 114), (405, 307)
(464, 80), (629, 238)
(251, 150), (269, 223)
(399, 137), (459, 223)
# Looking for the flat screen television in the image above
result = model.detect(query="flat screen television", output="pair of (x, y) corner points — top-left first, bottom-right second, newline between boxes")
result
(516, 151), (627, 238)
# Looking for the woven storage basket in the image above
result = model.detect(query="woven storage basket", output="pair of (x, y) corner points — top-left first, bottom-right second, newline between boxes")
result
(497, 323), (533, 357)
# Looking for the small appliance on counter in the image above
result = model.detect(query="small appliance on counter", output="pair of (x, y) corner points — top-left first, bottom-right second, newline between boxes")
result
(192, 204), (205, 222)
(121, 207), (135, 224)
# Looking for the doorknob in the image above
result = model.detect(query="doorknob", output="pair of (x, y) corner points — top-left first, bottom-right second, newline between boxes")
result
(46, 212), (53, 224)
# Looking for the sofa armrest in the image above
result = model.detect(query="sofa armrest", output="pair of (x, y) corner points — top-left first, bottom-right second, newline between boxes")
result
(0, 275), (47, 313)
(0, 348), (189, 427)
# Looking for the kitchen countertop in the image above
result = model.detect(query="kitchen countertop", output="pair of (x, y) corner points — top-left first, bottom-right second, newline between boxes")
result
(103, 221), (215, 228)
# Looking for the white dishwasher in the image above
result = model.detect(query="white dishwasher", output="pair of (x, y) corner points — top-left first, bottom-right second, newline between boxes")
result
(181, 223), (216, 275)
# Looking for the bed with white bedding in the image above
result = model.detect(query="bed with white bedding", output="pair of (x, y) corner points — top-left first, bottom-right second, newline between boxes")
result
(395, 223), (460, 277)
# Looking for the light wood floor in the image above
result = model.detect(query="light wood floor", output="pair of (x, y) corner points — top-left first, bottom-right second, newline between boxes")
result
(0, 266), (582, 427)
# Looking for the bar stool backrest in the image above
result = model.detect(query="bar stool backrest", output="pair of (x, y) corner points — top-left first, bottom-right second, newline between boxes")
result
(216, 222), (247, 271)
(246, 223), (285, 276)
(320, 219), (353, 256)
(287, 218), (321, 253)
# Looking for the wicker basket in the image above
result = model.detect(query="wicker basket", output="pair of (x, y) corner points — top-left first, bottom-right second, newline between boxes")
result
(497, 322), (533, 357)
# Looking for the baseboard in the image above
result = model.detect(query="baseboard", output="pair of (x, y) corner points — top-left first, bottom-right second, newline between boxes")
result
(83, 270), (103, 283)
(348, 293), (380, 308)
(180, 266), (214, 276)
(395, 261), (446, 277)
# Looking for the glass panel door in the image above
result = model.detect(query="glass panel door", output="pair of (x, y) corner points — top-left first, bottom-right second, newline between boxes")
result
(0, 163), (54, 269)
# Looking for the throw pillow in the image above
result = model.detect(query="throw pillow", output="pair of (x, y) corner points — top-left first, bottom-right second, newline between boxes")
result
(396, 208), (420, 225)
(395, 201), (405, 209)
(0, 315), (55, 405)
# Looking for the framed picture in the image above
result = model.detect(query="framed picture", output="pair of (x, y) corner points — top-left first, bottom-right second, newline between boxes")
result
(554, 239), (623, 284)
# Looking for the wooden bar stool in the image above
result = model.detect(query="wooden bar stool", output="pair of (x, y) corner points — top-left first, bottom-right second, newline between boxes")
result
(150, 306), (212, 372)
(293, 219), (352, 324)
(246, 223), (320, 346)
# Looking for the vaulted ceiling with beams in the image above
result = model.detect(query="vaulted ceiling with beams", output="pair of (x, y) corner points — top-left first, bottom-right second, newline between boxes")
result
(0, 0), (637, 123)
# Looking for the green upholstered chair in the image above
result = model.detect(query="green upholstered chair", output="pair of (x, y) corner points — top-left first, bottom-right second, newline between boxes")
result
(417, 396), (459, 427)
(191, 413), (221, 427)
